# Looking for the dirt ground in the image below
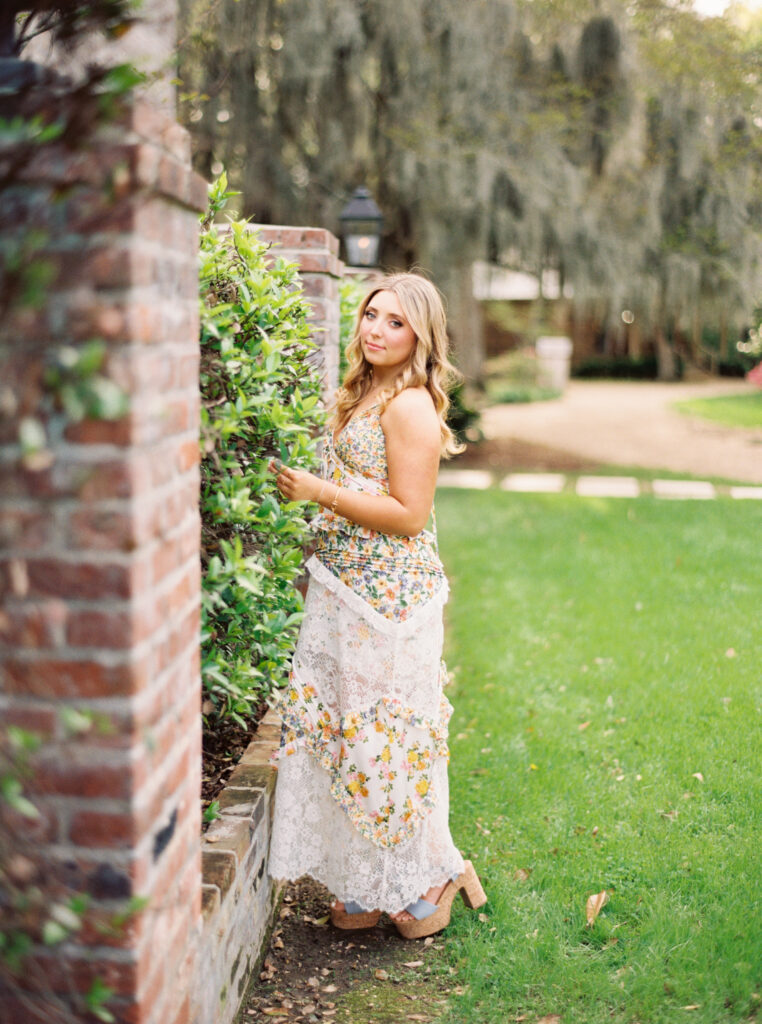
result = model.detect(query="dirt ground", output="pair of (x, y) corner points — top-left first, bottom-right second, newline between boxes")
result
(479, 378), (762, 483)
(238, 878), (460, 1024)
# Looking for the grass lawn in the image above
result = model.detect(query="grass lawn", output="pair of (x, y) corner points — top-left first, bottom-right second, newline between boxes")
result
(436, 488), (761, 1024)
(674, 391), (762, 428)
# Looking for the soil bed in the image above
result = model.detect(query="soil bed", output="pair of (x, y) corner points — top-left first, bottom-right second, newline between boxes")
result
(201, 700), (268, 819)
(239, 878), (456, 1024)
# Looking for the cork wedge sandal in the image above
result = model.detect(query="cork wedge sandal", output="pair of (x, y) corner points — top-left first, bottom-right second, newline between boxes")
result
(393, 860), (487, 940)
(329, 900), (382, 930)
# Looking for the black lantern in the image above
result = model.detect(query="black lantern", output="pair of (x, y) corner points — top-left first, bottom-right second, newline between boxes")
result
(339, 186), (383, 268)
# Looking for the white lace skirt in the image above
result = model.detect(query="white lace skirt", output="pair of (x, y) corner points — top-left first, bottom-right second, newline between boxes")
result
(268, 555), (464, 914)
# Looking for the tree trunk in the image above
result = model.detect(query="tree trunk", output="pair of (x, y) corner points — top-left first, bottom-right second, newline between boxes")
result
(654, 325), (678, 380)
(443, 260), (485, 385)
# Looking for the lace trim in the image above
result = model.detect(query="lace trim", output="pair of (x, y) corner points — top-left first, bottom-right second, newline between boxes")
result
(270, 671), (453, 850)
(305, 554), (448, 639)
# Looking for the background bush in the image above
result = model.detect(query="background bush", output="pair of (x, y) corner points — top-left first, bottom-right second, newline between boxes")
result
(199, 176), (325, 725)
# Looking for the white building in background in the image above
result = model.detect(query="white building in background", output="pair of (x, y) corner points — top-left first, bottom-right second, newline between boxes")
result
(472, 260), (574, 303)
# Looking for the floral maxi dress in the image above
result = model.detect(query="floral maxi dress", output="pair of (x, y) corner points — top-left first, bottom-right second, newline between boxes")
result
(268, 404), (464, 914)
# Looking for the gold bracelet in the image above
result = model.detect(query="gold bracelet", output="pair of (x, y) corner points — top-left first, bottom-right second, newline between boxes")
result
(330, 485), (341, 514)
(317, 480), (328, 504)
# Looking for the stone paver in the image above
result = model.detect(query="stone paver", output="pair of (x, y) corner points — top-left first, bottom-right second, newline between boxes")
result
(576, 475), (640, 498)
(500, 473), (566, 493)
(438, 472), (762, 499)
(729, 485), (762, 499)
(652, 479), (716, 500)
(437, 468), (493, 490)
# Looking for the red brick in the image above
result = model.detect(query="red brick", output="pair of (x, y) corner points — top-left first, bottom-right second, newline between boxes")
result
(66, 605), (154, 649)
(79, 458), (152, 501)
(22, 949), (138, 998)
(33, 758), (139, 799)
(0, 600), (67, 648)
(4, 655), (148, 698)
(0, 506), (54, 549)
(177, 437), (200, 472)
(69, 809), (137, 848)
(2, 797), (60, 843)
(64, 414), (133, 446)
(1, 703), (57, 736)
(26, 557), (147, 600)
(66, 507), (139, 552)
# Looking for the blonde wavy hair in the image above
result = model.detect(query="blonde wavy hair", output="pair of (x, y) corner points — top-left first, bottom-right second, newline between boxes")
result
(332, 272), (464, 458)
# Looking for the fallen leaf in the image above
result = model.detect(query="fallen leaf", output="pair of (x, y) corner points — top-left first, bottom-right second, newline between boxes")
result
(302, 1005), (317, 1014)
(536, 1016), (562, 1024)
(725, 648), (736, 658)
(591, 826), (599, 836)
(261, 1010), (288, 1017)
(407, 1016), (430, 1022)
(322, 984), (337, 993)
(585, 890), (609, 927)
(307, 976), (319, 988)
(578, 721), (591, 731)
(478, 912), (489, 922)
(692, 772), (704, 783)
(683, 1006), (701, 1011)
(323, 1011), (337, 1017)
(514, 868), (532, 881)
(205, 835), (220, 844)
(374, 968), (389, 981)
(424, 936), (435, 946)
(312, 914), (329, 926)
(273, 936), (284, 949)
(403, 961), (424, 968)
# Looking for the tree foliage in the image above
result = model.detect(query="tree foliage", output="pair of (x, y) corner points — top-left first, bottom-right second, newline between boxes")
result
(178, 0), (762, 380)
(199, 175), (325, 724)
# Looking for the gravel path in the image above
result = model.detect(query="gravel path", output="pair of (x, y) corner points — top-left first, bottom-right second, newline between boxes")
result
(481, 379), (762, 484)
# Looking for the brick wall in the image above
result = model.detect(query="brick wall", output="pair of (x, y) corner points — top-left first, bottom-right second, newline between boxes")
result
(0, 85), (345, 1024)
(0, 99), (207, 1024)
(192, 712), (281, 1024)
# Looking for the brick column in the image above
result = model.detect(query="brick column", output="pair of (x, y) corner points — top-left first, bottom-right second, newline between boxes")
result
(0, 100), (207, 1024)
(254, 226), (344, 398)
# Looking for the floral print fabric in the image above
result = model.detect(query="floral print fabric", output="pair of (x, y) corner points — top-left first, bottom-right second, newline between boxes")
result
(269, 401), (464, 899)
(310, 404), (445, 622)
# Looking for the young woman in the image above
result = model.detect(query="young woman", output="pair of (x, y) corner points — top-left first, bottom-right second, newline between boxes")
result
(268, 272), (485, 938)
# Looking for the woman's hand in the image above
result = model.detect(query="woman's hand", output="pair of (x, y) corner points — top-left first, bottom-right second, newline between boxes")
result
(269, 460), (323, 503)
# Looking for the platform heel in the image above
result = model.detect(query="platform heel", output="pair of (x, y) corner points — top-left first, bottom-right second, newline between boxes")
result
(459, 860), (487, 909)
(394, 860), (487, 940)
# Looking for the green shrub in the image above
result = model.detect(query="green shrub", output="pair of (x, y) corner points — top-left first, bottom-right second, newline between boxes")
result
(338, 274), (368, 381)
(199, 176), (325, 724)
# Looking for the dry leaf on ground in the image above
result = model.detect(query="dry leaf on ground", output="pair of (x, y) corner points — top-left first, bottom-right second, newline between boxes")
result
(403, 960), (424, 968)
(585, 890), (609, 927)
(536, 1016), (562, 1024)
(514, 868), (532, 881)
(374, 968), (389, 981)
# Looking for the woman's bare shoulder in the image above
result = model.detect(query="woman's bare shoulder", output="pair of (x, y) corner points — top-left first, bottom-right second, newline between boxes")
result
(382, 387), (439, 447)
(384, 386), (436, 420)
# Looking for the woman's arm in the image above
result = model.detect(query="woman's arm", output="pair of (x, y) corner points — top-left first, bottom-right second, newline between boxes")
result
(271, 387), (441, 537)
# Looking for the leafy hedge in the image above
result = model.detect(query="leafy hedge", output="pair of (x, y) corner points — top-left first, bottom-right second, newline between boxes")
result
(199, 177), (325, 724)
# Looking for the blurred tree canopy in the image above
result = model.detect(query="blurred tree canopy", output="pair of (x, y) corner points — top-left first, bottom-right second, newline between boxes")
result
(177, 0), (762, 380)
